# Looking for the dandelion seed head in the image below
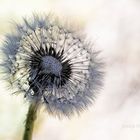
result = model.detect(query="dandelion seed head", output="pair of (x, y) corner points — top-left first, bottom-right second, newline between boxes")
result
(1, 15), (104, 118)
(42, 56), (62, 76)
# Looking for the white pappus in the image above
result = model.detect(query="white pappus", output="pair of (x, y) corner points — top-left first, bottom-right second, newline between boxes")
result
(1, 15), (104, 118)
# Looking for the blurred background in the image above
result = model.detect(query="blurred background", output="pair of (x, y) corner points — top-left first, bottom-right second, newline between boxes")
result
(0, 0), (140, 140)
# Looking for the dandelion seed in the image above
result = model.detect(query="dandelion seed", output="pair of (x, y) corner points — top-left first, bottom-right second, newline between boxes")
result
(1, 15), (104, 117)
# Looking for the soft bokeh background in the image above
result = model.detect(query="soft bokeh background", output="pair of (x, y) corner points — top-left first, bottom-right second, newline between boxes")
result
(0, 0), (140, 140)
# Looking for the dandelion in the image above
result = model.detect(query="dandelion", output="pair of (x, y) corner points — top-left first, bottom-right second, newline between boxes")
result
(1, 15), (104, 140)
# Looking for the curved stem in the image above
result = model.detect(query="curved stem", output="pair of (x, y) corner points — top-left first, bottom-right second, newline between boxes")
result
(23, 102), (38, 140)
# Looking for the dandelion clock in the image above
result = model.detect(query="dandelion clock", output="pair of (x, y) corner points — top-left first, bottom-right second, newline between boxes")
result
(0, 14), (104, 140)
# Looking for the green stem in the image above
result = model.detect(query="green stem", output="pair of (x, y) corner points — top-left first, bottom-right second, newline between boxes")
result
(23, 102), (38, 140)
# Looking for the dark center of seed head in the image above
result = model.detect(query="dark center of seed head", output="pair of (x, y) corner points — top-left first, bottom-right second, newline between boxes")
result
(42, 56), (62, 76)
